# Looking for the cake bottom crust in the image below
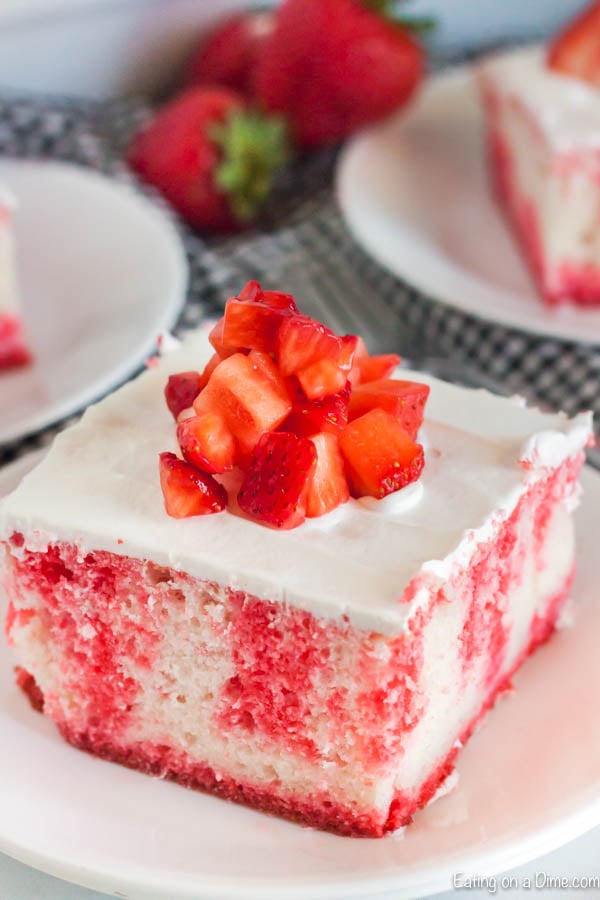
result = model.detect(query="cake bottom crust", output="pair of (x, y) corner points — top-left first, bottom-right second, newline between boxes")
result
(18, 574), (572, 838)
(0, 314), (31, 370)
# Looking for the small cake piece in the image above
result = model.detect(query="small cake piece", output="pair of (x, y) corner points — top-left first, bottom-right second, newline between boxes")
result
(0, 187), (29, 370)
(0, 286), (592, 837)
(478, 5), (600, 307)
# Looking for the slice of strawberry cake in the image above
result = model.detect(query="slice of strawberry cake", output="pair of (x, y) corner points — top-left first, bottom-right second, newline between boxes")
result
(0, 186), (29, 370)
(478, 2), (600, 306)
(0, 283), (592, 837)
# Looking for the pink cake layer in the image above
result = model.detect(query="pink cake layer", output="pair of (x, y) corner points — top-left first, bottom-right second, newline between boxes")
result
(0, 314), (31, 371)
(482, 88), (600, 308)
(2, 453), (582, 836)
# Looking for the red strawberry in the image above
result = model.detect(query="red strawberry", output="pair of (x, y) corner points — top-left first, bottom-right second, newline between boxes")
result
(194, 352), (292, 454)
(282, 382), (350, 436)
(278, 315), (345, 375)
(177, 413), (236, 473)
(238, 431), (317, 529)
(256, 0), (424, 148)
(165, 371), (203, 419)
(159, 452), (227, 517)
(307, 432), (349, 517)
(185, 11), (274, 97)
(198, 352), (222, 390)
(349, 337), (400, 386)
(127, 87), (288, 232)
(221, 297), (289, 354)
(297, 357), (348, 401)
(339, 408), (424, 499)
(358, 353), (401, 383)
(348, 379), (429, 439)
(261, 290), (299, 312)
(547, 1), (600, 87)
(248, 350), (290, 396)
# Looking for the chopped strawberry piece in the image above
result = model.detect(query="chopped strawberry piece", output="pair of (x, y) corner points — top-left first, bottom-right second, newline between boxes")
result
(159, 452), (227, 517)
(349, 379), (430, 439)
(307, 432), (349, 517)
(248, 350), (290, 395)
(194, 352), (292, 454)
(221, 298), (287, 354)
(348, 336), (368, 387)
(209, 319), (237, 358)
(238, 280), (263, 301)
(282, 382), (350, 437)
(177, 412), (236, 473)
(339, 334), (358, 371)
(297, 357), (348, 400)
(262, 289), (299, 312)
(238, 431), (316, 528)
(547, 1), (600, 88)
(358, 353), (401, 384)
(199, 352), (222, 390)
(236, 280), (298, 311)
(164, 371), (203, 419)
(277, 314), (343, 376)
(339, 408), (425, 499)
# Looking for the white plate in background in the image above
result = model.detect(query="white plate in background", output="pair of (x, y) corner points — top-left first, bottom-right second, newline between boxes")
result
(0, 451), (599, 899)
(337, 63), (600, 344)
(0, 159), (188, 444)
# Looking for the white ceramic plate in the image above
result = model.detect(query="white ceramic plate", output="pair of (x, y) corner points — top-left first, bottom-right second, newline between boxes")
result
(337, 64), (600, 344)
(0, 453), (599, 900)
(0, 159), (188, 444)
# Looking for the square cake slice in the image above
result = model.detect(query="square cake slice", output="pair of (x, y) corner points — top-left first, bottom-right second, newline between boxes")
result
(478, 45), (600, 307)
(0, 325), (591, 837)
(0, 186), (30, 370)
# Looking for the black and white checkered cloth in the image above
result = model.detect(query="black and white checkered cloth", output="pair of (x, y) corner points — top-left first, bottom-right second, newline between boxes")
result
(1, 72), (599, 466)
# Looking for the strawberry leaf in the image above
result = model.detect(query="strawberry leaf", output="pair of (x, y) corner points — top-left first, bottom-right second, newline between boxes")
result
(211, 110), (289, 223)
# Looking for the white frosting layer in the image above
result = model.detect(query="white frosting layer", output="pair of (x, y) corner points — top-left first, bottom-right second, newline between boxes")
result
(479, 45), (600, 150)
(0, 329), (592, 635)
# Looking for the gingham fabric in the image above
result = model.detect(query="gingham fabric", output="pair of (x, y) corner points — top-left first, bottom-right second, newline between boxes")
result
(0, 72), (598, 467)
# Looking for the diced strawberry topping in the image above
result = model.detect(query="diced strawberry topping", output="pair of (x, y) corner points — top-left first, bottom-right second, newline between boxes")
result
(194, 352), (292, 454)
(238, 280), (263, 301)
(209, 319), (237, 358)
(177, 413), (236, 473)
(282, 382), (350, 437)
(237, 280), (298, 311)
(307, 432), (349, 517)
(348, 337), (401, 386)
(349, 379), (430, 439)
(221, 298), (287, 354)
(261, 290), (299, 312)
(547, 1), (600, 88)
(339, 408), (424, 499)
(238, 431), (317, 529)
(358, 353), (401, 384)
(164, 371), (204, 419)
(160, 281), (429, 528)
(198, 353), (222, 391)
(159, 452), (227, 517)
(277, 314), (344, 376)
(297, 357), (348, 400)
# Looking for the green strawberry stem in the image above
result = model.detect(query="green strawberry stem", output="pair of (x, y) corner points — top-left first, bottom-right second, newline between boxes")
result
(362, 0), (436, 37)
(211, 111), (289, 223)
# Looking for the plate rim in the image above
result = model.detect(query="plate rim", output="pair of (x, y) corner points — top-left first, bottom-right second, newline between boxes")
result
(336, 61), (600, 345)
(0, 158), (189, 445)
(0, 452), (599, 900)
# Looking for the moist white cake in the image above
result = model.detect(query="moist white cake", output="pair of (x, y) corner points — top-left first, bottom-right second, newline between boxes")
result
(478, 46), (600, 306)
(0, 328), (592, 836)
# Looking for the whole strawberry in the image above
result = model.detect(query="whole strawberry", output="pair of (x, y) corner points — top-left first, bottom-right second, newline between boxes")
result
(127, 87), (288, 232)
(185, 11), (275, 97)
(256, 0), (425, 148)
